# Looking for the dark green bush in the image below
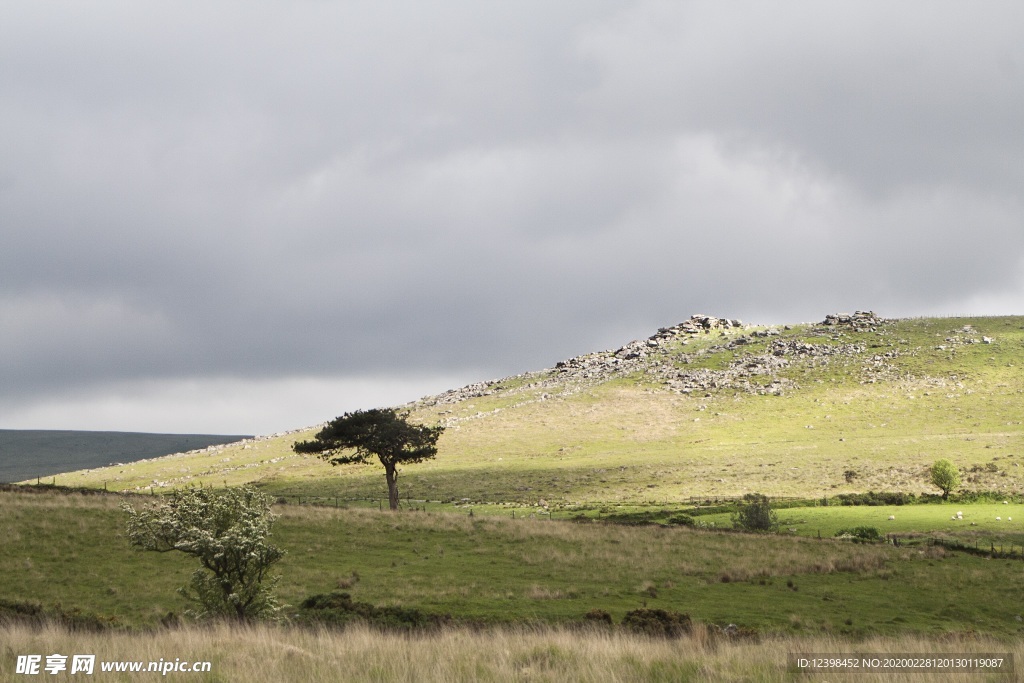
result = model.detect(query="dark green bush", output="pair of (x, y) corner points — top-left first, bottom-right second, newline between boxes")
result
(0, 599), (117, 632)
(583, 608), (613, 626)
(621, 608), (692, 638)
(666, 513), (695, 526)
(601, 511), (660, 525)
(731, 493), (778, 532)
(295, 592), (450, 631)
(833, 491), (917, 506)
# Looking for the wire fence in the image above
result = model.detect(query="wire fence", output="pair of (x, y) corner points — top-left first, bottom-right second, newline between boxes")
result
(921, 536), (1024, 560)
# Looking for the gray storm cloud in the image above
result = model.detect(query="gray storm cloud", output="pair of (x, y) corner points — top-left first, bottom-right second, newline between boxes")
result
(1, 0), (1022, 432)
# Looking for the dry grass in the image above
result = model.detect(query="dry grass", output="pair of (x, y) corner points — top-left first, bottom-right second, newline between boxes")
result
(1, 623), (1018, 682)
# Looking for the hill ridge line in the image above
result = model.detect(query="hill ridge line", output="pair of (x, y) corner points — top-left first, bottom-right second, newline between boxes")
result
(409, 311), (901, 426)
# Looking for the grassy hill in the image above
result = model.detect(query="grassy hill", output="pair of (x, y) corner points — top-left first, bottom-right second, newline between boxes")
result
(40, 313), (1024, 508)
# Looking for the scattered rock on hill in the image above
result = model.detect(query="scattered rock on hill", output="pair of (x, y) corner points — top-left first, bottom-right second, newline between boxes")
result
(820, 311), (888, 331)
(415, 311), (899, 423)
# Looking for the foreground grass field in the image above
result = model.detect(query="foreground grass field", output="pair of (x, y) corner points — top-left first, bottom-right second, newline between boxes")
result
(3, 489), (1024, 638)
(2, 623), (1019, 683)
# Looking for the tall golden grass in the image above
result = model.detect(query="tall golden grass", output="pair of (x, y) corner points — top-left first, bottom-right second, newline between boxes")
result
(2, 623), (1017, 682)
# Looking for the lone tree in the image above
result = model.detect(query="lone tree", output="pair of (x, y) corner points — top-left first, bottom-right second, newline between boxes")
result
(930, 458), (961, 499)
(293, 408), (444, 511)
(731, 493), (778, 532)
(122, 486), (285, 621)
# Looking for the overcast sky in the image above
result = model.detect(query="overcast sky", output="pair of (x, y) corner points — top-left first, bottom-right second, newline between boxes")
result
(2, 1), (1022, 435)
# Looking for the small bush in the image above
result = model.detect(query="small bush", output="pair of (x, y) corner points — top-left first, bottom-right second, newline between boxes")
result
(0, 598), (43, 623)
(835, 526), (882, 542)
(295, 592), (450, 631)
(0, 599), (117, 632)
(601, 511), (659, 525)
(731, 493), (778, 532)
(621, 608), (692, 638)
(667, 513), (695, 526)
(583, 609), (612, 626)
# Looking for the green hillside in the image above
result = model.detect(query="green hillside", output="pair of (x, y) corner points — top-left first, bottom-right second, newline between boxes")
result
(42, 313), (1024, 507)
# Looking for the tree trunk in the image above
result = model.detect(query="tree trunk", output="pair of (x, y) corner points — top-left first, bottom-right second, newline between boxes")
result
(384, 465), (400, 511)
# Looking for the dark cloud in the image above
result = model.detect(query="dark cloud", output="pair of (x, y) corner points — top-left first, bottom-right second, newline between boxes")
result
(1, 1), (1022, 432)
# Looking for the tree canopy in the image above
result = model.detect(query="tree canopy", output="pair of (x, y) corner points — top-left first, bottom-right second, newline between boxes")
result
(293, 408), (443, 510)
(929, 459), (960, 499)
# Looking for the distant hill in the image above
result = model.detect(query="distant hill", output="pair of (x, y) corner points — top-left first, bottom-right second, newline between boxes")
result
(0, 430), (251, 483)
(46, 312), (1024, 503)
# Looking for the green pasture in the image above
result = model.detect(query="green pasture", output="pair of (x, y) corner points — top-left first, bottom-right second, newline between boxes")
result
(693, 503), (1024, 544)
(4, 488), (1024, 637)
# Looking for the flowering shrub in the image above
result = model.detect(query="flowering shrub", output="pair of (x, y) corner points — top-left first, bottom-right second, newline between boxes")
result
(122, 486), (285, 621)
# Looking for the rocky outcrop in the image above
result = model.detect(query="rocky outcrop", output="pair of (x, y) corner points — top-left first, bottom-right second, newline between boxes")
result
(651, 339), (868, 396)
(415, 311), (893, 421)
(651, 314), (744, 339)
(423, 315), (749, 410)
(819, 310), (889, 331)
